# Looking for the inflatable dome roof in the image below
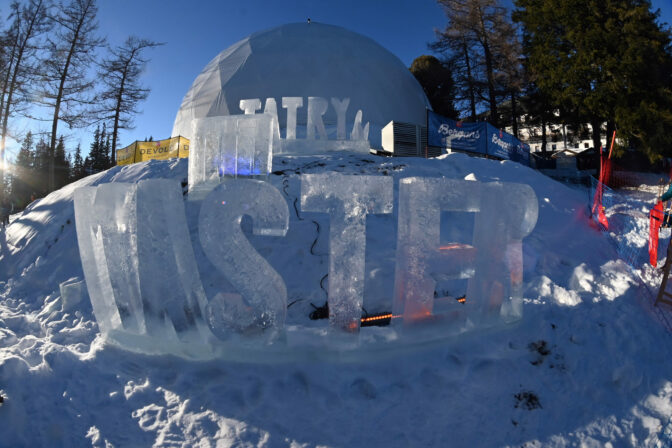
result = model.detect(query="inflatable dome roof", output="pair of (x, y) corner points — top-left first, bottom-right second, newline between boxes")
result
(172, 22), (431, 149)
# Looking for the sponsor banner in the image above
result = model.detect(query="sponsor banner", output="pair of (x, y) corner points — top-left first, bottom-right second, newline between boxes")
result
(116, 143), (136, 165)
(428, 111), (486, 155)
(176, 136), (189, 159)
(135, 137), (180, 162)
(116, 136), (190, 165)
(485, 123), (530, 166)
(486, 123), (515, 160)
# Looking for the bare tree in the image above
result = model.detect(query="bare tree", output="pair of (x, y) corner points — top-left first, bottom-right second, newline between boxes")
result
(97, 36), (162, 164)
(37, 0), (103, 191)
(0, 0), (50, 194)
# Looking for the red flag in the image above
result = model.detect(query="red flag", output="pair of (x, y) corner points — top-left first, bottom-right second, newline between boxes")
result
(650, 201), (664, 266)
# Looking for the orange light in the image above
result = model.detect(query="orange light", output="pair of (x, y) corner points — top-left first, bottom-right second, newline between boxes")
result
(360, 313), (400, 323)
(438, 243), (472, 251)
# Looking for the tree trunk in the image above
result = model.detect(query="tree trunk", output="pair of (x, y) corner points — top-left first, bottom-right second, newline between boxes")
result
(541, 117), (547, 154)
(478, 11), (498, 127)
(0, 1), (43, 197)
(111, 51), (134, 166)
(511, 90), (518, 138)
(48, 11), (86, 191)
(463, 40), (477, 121)
(591, 117), (602, 152)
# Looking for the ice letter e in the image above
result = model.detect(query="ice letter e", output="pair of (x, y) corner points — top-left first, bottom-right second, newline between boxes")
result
(393, 178), (537, 326)
(301, 173), (393, 333)
(199, 179), (289, 336)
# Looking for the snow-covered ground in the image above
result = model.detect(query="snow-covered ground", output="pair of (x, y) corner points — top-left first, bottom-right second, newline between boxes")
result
(1, 152), (672, 447)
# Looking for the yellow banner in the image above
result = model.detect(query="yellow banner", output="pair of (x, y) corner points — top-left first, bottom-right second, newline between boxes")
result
(116, 142), (136, 165)
(116, 136), (190, 165)
(176, 136), (189, 159)
(135, 137), (180, 162)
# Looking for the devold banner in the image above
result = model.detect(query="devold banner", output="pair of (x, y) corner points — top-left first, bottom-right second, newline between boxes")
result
(116, 136), (190, 165)
(428, 111), (530, 165)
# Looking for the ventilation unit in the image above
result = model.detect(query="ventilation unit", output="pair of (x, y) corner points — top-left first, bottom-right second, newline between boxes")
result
(381, 121), (435, 157)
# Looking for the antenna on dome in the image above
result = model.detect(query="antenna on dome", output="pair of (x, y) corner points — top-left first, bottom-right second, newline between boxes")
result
(307, 17), (311, 24)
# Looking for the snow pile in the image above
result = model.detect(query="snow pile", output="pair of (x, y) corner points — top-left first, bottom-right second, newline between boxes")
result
(1, 152), (672, 447)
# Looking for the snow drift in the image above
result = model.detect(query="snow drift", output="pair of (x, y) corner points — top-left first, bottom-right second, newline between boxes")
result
(1, 153), (671, 447)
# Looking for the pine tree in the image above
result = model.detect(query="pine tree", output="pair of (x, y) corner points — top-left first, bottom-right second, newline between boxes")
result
(54, 135), (70, 189)
(71, 143), (84, 181)
(33, 136), (50, 195)
(410, 55), (459, 119)
(514, 0), (672, 158)
(87, 124), (101, 173)
(11, 131), (35, 207)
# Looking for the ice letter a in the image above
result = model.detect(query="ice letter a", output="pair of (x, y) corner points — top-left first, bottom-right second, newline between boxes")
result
(393, 178), (537, 327)
(199, 179), (289, 337)
(301, 173), (393, 333)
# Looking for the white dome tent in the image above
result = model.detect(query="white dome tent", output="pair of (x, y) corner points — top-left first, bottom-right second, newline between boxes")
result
(172, 22), (431, 151)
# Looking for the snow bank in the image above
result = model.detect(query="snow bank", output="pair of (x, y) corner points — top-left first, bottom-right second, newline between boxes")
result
(1, 153), (671, 447)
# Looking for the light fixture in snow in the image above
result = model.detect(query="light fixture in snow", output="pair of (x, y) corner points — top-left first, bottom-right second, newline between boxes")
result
(73, 173), (538, 361)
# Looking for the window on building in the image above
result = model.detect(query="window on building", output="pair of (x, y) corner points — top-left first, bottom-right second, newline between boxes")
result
(584, 143), (589, 148)
(552, 144), (557, 150)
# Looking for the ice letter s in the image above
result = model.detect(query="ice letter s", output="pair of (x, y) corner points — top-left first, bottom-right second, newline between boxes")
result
(199, 179), (289, 336)
(282, 97), (303, 140)
(306, 97), (328, 140)
(301, 173), (393, 333)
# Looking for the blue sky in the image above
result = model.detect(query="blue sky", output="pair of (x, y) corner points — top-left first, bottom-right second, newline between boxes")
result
(4, 0), (672, 160)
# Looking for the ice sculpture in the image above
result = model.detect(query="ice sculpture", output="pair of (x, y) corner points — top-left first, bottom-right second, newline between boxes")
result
(189, 114), (276, 190)
(74, 180), (213, 347)
(136, 179), (211, 342)
(74, 183), (142, 335)
(282, 97), (303, 140)
(392, 178), (537, 326)
(199, 179), (289, 337)
(331, 98), (350, 140)
(301, 173), (393, 332)
(239, 99), (262, 115)
(306, 97), (328, 140)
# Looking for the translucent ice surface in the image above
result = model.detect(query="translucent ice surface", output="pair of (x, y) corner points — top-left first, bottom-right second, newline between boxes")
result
(189, 114), (276, 190)
(393, 178), (537, 328)
(136, 179), (211, 343)
(75, 180), (213, 351)
(301, 173), (393, 333)
(74, 183), (142, 335)
(199, 179), (289, 338)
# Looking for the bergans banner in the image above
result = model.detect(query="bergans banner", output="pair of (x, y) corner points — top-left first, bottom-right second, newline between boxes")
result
(428, 111), (530, 165)
(116, 136), (190, 165)
(428, 111), (486, 155)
